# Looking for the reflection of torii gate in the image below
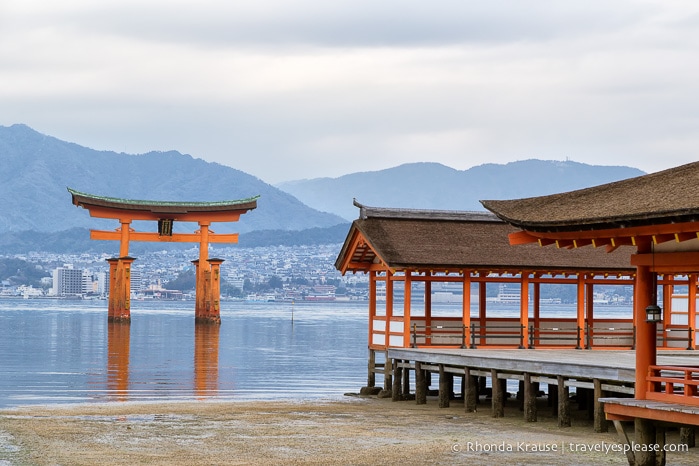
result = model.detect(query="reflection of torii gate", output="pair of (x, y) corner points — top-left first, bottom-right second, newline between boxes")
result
(69, 188), (258, 324)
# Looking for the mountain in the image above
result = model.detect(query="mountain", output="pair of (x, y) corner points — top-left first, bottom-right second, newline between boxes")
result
(0, 124), (346, 234)
(276, 160), (646, 220)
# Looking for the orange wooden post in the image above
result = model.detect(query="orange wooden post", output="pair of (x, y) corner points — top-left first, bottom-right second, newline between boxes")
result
(576, 274), (585, 349)
(195, 258), (224, 325)
(111, 257), (135, 323)
(689, 274), (697, 350)
(586, 278), (594, 349)
(425, 272), (432, 344)
(403, 270), (412, 347)
(385, 271), (394, 348)
(462, 270), (471, 348)
(635, 255), (657, 399)
(106, 258), (119, 321)
(520, 274), (530, 348)
(119, 219), (131, 257)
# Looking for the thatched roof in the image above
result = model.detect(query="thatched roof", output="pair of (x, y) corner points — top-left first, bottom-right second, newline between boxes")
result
(480, 161), (699, 232)
(335, 202), (633, 274)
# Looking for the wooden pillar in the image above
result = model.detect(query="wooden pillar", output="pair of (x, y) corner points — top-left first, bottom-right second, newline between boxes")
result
(586, 279), (594, 349)
(367, 270), (378, 389)
(520, 274), (529, 348)
(392, 359), (403, 401)
(403, 270), (412, 347)
(110, 256), (134, 323)
(367, 349), (376, 388)
(680, 427), (696, 448)
(593, 379), (608, 433)
(491, 369), (504, 418)
(689, 274), (697, 350)
(465, 367), (477, 413)
(524, 373), (537, 422)
(557, 375), (570, 427)
(415, 361), (427, 405)
(106, 258), (119, 321)
(425, 274), (432, 345)
(479, 280), (487, 346)
(194, 222), (211, 317)
(462, 271), (471, 348)
(384, 351), (392, 392)
(576, 274), (585, 349)
(532, 280), (540, 348)
(635, 418), (662, 466)
(118, 219), (131, 257)
(196, 258), (223, 325)
(635, 245), (657, 400)
(385, 271), (394, 348)
(439, 364), (452, 408)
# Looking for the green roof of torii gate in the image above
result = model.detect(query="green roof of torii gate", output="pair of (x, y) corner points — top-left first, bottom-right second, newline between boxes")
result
(68, 187), (259, 215)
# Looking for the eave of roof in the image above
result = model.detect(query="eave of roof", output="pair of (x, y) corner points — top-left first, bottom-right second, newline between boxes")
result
(480, 161), (699, 232)
(68, 187), (259, 214)
(335, 202), (634, 274)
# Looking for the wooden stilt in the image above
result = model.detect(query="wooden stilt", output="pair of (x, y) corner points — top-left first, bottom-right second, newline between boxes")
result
(524, 373), (537, 422)
(558, 375), (571, 427)
(680, 427), (696, 448)
(593, 379), (608, 433)
(439, 364), (449, 408)
(416, 361), (427, 405)
(465, 368), (477, 413)
(392, 359), (402, 401)
(384, 352), (393, 393)
(635, 418), (659, 466)
(492, 369), (504, 418)
(367, 349), (376, 388)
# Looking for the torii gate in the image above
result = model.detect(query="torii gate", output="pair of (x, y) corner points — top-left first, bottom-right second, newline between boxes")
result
(69, 188), (258, 324)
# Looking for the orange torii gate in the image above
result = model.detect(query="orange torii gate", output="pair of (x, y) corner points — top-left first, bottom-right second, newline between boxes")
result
(69, 188), (258, 324)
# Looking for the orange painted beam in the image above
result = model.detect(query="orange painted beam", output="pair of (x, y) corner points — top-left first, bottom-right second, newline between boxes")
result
(604, 402), (699, 426)
(90, 230), (239, 244)
(631, 251), (699, 268)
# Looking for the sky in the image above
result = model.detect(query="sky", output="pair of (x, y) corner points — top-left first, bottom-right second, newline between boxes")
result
(1, 1), (698, 184)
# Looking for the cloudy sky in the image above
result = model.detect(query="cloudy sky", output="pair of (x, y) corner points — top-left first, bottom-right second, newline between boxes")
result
(1, 1), (698, 184)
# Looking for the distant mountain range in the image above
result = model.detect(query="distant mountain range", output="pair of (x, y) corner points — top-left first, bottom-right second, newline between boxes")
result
(0, 124), (345, 234)
(0, 124), (646, 252)
(277, 160), (646, 220)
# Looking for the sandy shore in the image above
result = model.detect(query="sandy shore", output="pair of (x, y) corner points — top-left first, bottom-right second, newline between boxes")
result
(1, 395), (697, 465)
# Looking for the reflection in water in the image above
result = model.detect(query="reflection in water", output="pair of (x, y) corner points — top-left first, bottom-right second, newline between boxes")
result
(0, 300), (370, 407)
(106, 321), (221, 401)
(107, 323), (130, 401)
(194, 324), (220, 398)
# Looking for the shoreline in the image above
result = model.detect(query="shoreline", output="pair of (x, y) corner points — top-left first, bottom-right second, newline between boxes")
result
(2, 396), (698, 465)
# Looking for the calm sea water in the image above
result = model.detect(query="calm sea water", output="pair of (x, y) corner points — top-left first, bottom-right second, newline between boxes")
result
(0, 299), (370, 408)
(0, 299), (633, 408)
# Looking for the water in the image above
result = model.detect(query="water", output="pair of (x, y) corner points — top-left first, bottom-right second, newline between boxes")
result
(0, 299), (369, 408)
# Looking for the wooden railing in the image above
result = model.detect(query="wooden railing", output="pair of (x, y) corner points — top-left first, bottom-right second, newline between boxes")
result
(646, 365), (699, 406)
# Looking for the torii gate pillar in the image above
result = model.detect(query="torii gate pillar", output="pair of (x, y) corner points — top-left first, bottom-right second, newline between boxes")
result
(192, 257), (225, 325)
(107, 256), (135, 323)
